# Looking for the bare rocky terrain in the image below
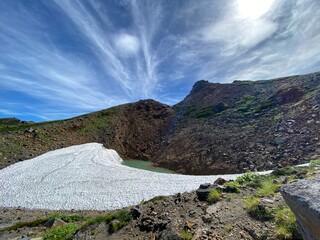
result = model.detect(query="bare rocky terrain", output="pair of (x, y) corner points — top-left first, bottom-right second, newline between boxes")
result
(1, 163), (319, 240)
(1, 72), (320, 174)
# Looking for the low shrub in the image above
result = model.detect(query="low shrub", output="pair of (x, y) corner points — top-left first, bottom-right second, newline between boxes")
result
(236, 172), (259, 185)
(207, 189), (222, 203)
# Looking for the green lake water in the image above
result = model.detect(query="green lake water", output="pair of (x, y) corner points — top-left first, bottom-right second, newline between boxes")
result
(122, 160), (175, 174)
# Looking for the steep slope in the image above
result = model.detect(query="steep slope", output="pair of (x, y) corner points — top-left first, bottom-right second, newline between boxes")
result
(0, 100), (174, 169)
(156, 72), (320, 174)
(0, 72), (319, 174)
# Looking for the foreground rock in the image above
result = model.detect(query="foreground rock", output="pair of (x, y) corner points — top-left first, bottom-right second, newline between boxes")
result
(281, 178), (320, 240)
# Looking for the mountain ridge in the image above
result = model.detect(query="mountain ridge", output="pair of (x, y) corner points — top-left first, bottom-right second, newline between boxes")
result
(1, 71), (319, 174)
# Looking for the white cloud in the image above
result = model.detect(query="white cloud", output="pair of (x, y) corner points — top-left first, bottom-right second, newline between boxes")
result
(115, 33), (140, 55)
(237, 0), (275, 19)
(200, 8), (278, 55)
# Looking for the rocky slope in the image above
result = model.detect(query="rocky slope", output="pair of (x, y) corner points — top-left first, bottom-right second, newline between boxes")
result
(1, 163), (319, 240)
(1, 72), (319, 174)
(157, 72), (320, 174)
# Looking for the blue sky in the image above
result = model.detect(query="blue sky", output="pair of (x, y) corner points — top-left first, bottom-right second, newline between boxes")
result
(1, 0), (320, 121)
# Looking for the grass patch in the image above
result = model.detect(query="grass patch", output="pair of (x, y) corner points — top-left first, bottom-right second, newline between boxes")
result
(3, 214), (84, 232)
(244, 196), (273, 221)
(180, 230), (193, 240)
(254, 99), (275, 112)
(274, 207), (299, 239)
(3, 218), (49, 231)
(81, 214), (113, 229)
(224, 181), (241, 193)
(142, 195), (166, 205)
(256, 177), (279, 196)
(207, 189), (222, 203)
(310, 158), (320, 168)
(271, 167), (294, 176)
(224, 224), (234, 234)
(43, 222), (78, 240)
(236, 95), (257, 113)
(81, 210), (132, 233)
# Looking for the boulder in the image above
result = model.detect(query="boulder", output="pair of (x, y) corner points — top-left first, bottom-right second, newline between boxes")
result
(157, 228), (182, 240)
(43, 218), (66, 228)
(214, 177), (227, 185)
(130, 205), (142, 219)
(281, 178), (320, 240)
(196, 183), (223, 201)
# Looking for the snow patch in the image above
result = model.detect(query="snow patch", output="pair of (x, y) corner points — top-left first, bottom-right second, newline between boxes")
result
(0, 143), (273, 210)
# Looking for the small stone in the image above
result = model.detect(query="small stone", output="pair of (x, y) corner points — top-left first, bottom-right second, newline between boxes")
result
(214, 178), (227, 185)
(202, 215), (212, 223)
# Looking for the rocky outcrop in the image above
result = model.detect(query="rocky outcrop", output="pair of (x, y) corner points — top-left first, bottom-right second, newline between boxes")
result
(281, 178), (320, 240)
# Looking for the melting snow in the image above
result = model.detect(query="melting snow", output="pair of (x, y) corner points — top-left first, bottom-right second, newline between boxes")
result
(0, 143), (273, 210)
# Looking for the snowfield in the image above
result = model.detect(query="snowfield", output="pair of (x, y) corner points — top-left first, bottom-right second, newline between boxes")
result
(0, 143), (273, 210)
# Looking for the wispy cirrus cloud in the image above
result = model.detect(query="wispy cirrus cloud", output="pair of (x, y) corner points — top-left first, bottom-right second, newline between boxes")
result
(0, 0), (320, 121)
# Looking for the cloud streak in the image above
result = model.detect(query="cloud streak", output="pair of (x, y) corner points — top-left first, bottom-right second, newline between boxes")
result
(0, 0), (319, 121)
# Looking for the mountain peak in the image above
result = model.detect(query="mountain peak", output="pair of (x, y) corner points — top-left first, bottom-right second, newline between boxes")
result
(191, 80), (211, 93)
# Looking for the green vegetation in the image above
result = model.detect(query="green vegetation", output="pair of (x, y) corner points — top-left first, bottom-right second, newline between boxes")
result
(80, 210), (131, 231)
(43, 223), (78, 240)
(78, 110), (114, 134)
(274, 207), (298, 240)
(256, 177), (279, 196)
(224, 181), (240, 193)
(273, 112), (283, 121)
(48, 214), (84, 222)
(81, 214), (113, 229)
(236, 95), (257, 113)
(254, 99), (275, 112)
(235, 94), (276, 115)
(108, 210), (133, 233)
(4, 211), (132, 240)
(2, 214), (82, 232)
(236, 80), (255, 85)
(2, 218), (49, 231)
(244, 196), (273, 220)
(207, 189), (222, 203)
(193, 107), (215, 118)
(224, 224), (234, 234)
(182, 104), (228, 119)
(236, 172), (259, 185)
(271, 167), (294, 176)
(142, 195), (166, 205)
(0, 119), (60, 133)
(310, 158), (320, 168)
(180, 230), (193, 240)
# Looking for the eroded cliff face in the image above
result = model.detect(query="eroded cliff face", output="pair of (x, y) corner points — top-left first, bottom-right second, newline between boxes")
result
(105, 99), (174, 161)
(1, 72), (320, 174)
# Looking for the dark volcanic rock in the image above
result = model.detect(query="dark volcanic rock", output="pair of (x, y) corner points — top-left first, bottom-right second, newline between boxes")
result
(196, 183), (222, 201)
(281, 178), (320, 240)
